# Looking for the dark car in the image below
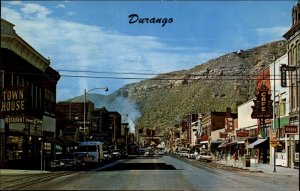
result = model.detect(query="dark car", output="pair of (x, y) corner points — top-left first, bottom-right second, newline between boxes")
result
(103, 151), (112, 161)
(57, 153), (82, 170)
(49, 159), (64, 171)
(138, 148), (145, 155)
(111, 149), (122, 159)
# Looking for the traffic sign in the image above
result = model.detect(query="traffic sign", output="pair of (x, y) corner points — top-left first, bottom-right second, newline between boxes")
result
(270, 138), (279, 148)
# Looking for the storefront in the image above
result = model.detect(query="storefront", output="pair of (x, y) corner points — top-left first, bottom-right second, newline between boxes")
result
(247, 137), (269, 164)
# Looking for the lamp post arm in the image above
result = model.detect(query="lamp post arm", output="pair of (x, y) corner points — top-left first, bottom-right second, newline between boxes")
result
(83, 87), (108, 142)
(85, 87), (109, 94)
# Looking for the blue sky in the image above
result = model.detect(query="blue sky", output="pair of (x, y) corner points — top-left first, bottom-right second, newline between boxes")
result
(1, 0), (297, 101)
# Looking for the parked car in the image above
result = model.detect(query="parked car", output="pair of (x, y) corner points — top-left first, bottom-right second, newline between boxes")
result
(57, 153), (82, 170)
(111, 149), (122, 159)
(49, 159), (64, 171)
(144, 149), (154, 156)
(103, 151), (112, 161)
(188, 153), (195, 159)
(199, 152), (212, 162)
(179, 151), (189, 158)
(74, 152), (94, 167)
(138, 148), (145, 155)
(122, 150), (128, 158)
(157, 149), (165, 155)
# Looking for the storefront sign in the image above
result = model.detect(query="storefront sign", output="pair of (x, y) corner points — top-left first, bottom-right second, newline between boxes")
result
(225, 118), (234, 132)
(236, 130), (249, 137)
(1, 87), (26, 117)
(200, 135), (209, 141)
(251, 84), (273, 119)
(4, 116), (43, 125)
(280, 64), (287, 87)
(284, 125), (298, 134)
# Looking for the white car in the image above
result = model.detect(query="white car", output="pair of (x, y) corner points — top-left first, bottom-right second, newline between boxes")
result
(199, 152), (212, 162)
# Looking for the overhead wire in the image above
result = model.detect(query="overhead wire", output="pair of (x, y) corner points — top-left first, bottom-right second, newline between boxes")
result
(2, 70), (286, 81)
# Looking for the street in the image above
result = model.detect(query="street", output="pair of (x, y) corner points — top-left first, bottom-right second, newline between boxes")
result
(13, 155), (298, 191)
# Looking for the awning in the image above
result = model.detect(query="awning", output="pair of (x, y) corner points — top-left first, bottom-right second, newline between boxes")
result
(218, 141), (228, 148)
(211, 140), (223, 144)
(200, 141), (209, 144)
(247, 138), (268, 149)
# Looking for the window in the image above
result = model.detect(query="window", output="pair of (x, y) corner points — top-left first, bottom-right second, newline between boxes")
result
(0, 70), (3, 90)
(275, 101), (279, 117)
(280, 99), (286, 116)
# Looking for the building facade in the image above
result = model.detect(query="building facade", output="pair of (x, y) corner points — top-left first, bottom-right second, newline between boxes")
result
(283, 1), (300, 168)
(1, 18), (60, 168)
(56, 101), (94, 141)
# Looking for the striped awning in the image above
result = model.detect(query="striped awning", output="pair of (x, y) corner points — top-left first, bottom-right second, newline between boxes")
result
(247, 138), (268, 149)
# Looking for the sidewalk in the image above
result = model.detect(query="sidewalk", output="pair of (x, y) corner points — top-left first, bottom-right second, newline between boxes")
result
(0, 169), (51, 175)
(216, 159), (299, 176)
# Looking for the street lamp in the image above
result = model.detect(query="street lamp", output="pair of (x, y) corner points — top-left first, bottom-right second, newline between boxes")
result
(84, 87), (109, 142)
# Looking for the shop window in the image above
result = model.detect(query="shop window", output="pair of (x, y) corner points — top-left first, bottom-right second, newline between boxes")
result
(7, 136), (23, 160)
(280, 99), (286, 116)
(275, 101), (279, 117)
(4, 72), (11, 86)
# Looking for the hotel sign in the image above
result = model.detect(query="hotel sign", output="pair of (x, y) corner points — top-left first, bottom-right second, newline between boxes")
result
(280, 64), (287, 87)
(284, 125), (298, 134)
(251, 84), (273, 119)
(1, 87), (27, 117)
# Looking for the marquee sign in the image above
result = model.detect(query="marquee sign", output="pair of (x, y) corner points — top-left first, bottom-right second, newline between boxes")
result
(251, 84), (273, 119)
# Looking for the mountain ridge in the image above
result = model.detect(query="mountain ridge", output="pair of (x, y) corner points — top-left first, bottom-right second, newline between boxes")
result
(66, 40), (287, 135)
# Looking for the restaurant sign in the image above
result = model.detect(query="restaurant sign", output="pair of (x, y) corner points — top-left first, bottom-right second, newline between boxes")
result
(251, 84), (273, 119)
(4, 116), (43, 125)
(1, 87), (27, 117)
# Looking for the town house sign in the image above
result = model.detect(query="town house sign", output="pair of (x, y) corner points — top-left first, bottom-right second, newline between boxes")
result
(1, 86), (26, 115)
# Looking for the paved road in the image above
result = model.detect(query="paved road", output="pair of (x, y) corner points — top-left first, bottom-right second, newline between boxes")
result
(13, 155), (298, 191)
(0, 171), (75, 190)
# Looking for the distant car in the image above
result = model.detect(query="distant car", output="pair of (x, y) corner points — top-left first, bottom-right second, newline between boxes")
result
(111, 149), (122, 159)
(157, 150), (165, 155)
(138, 148), (145, 155)
(103, 151), (112, 161)
(144, 149), (153, 156)
(74, 152), (94, 167)
(199, 152), (212, 162)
